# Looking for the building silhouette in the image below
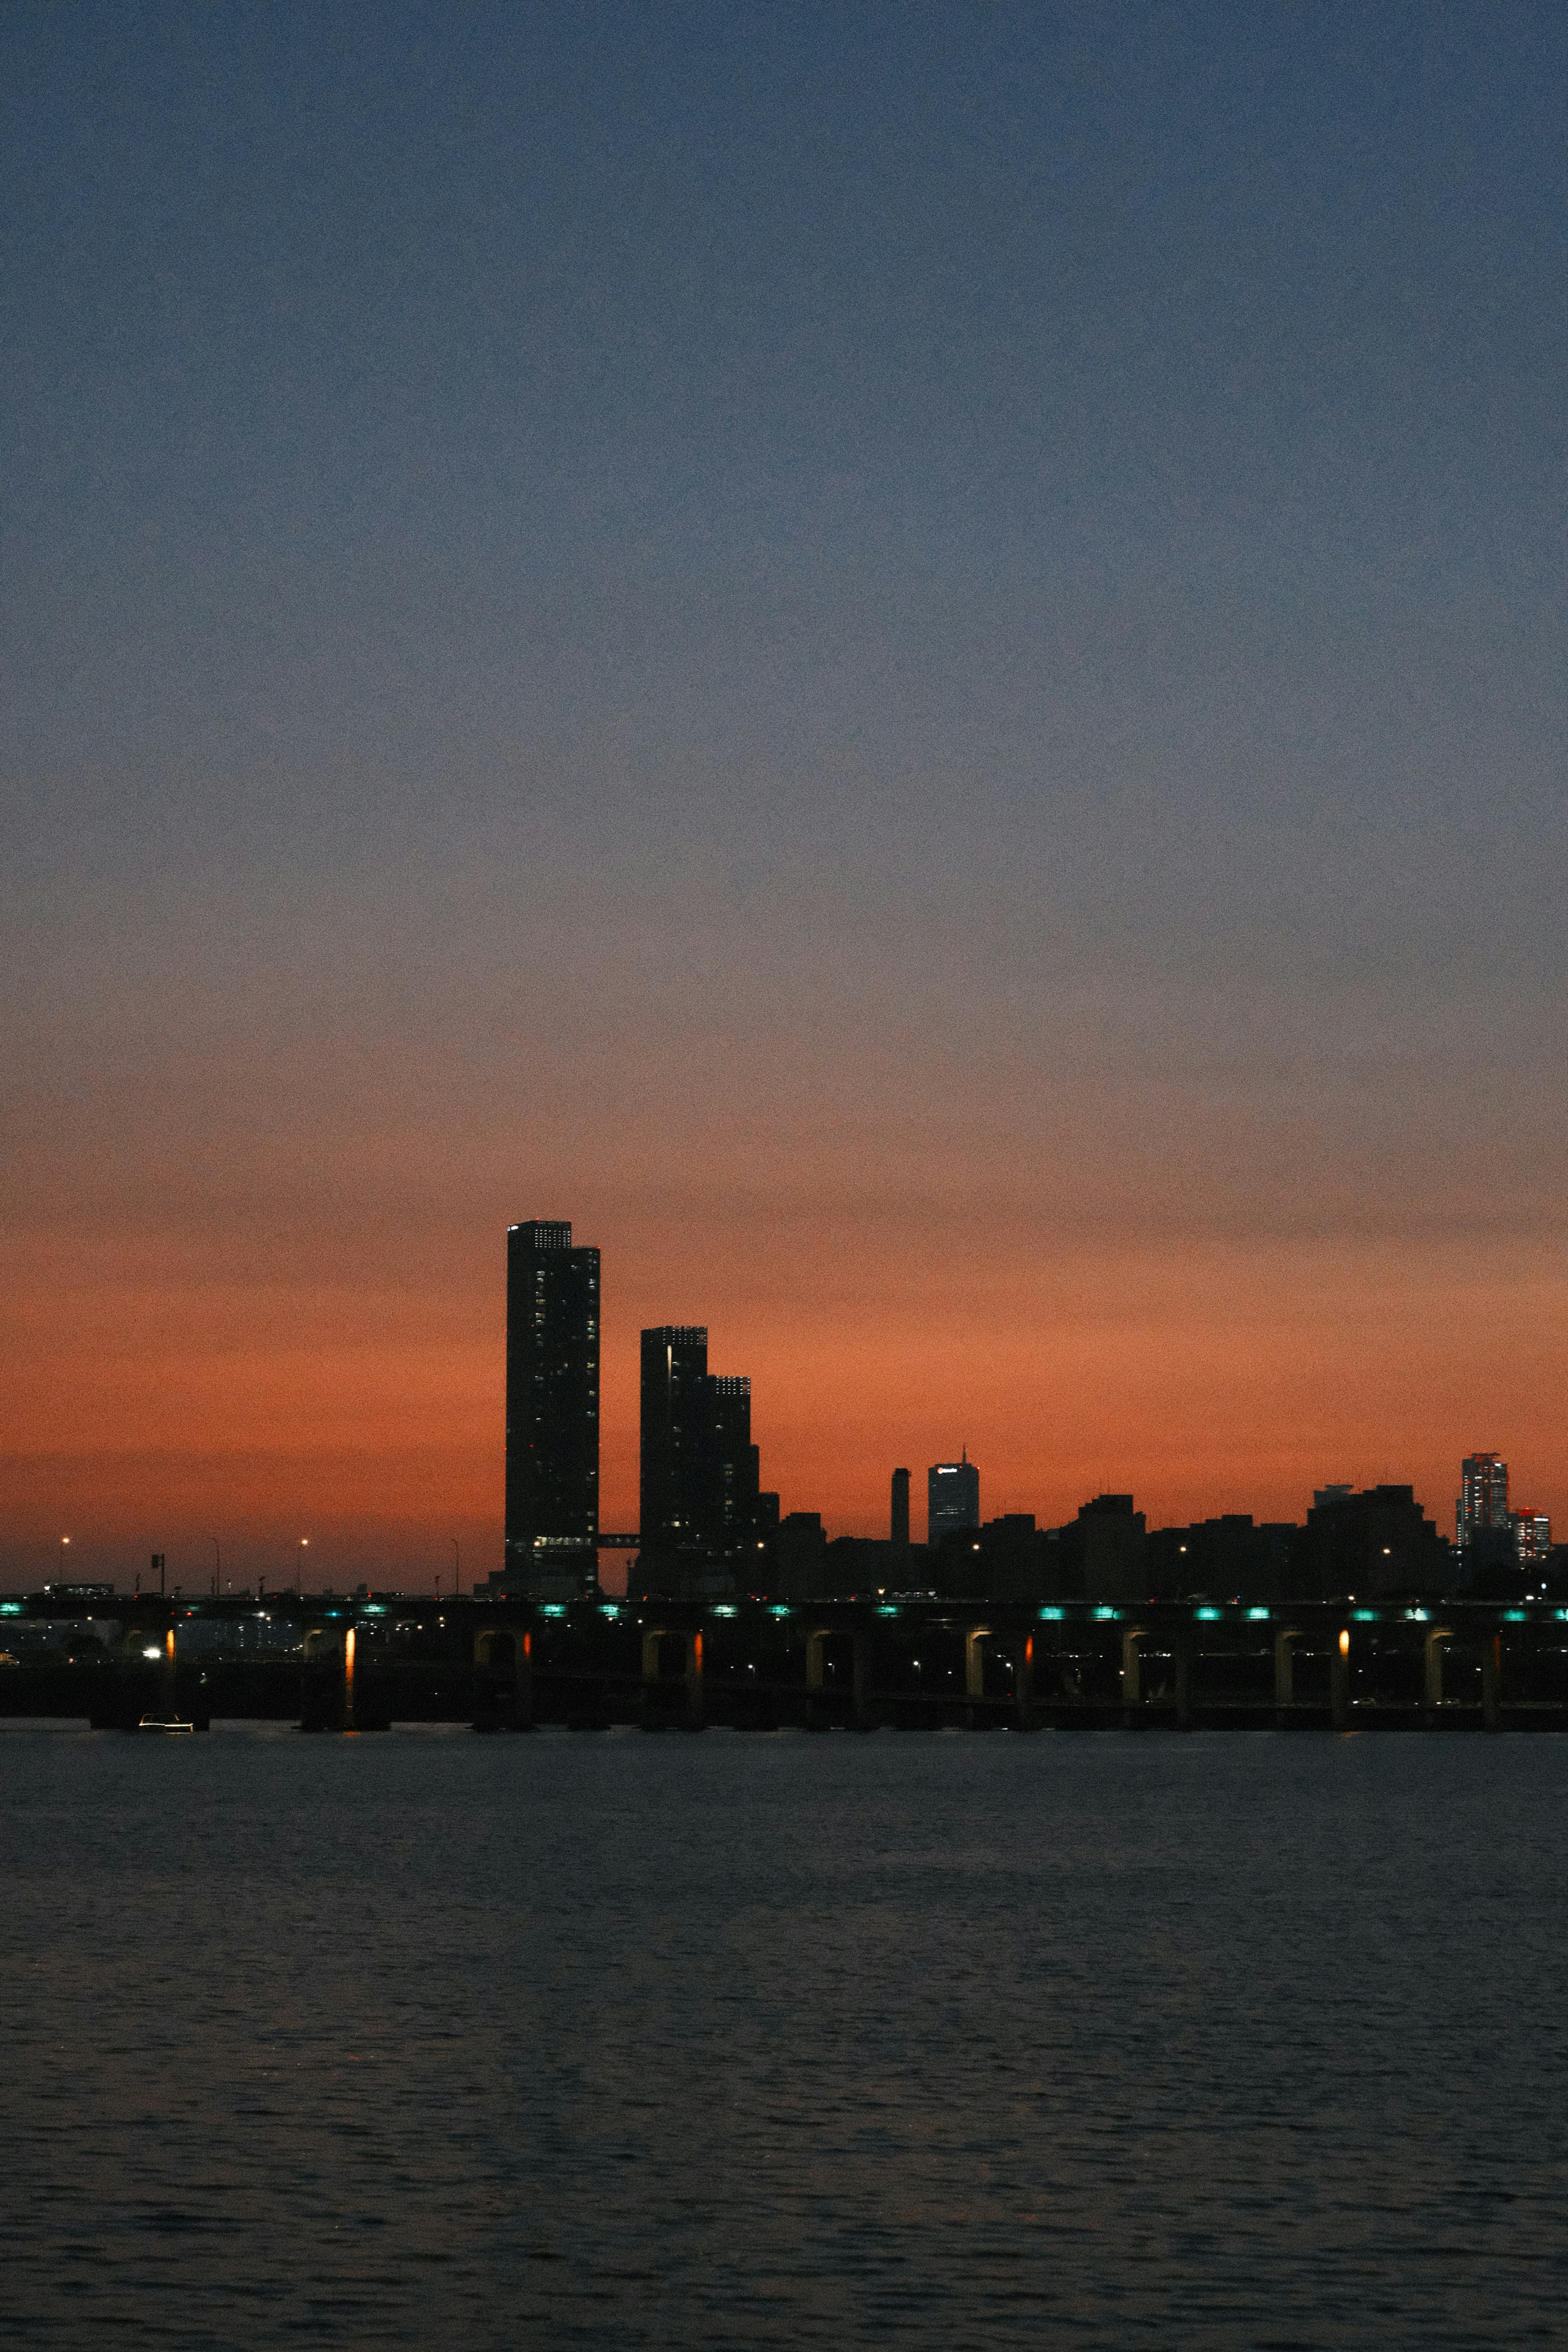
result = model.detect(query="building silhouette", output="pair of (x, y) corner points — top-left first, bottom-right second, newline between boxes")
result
(928, 1453), (979, 1547)
(1298, 1483), (1447, 1600)
(640, 1326), (710, 1566)
(707, 1374), (762, 1570)
(1045, 1494), (1147, 1603)
(638, 1328), (762, 1596)
(1146, 1514), (1297, 1605)
(1458, 1452), (1508, 1544)
(891, 1468), (911, 1550)
(503, 1220), (599, 1597)
(773, 1510), (827, 1597)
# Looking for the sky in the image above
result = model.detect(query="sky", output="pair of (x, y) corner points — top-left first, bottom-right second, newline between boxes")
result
(3, 0), (1565, 1591)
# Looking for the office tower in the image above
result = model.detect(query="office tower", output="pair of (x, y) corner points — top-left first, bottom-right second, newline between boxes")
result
(1512, 1507), (1551, 1568)
(928, 1451), (980, 1547)
(504, 1220), (599, 1596)
(707, 1374), (762, 1564)
(639, 1330), (763, 1593)
(640, 1327), (712, 1559)
(891, 1467), (911, 1550)
(1458, 1452), (1508, 1548)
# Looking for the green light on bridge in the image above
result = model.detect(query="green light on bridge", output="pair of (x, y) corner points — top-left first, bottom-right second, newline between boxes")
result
(1503, 1609), (1528, 1622)
(1037, 1607), (1064, 1620)
(1352, 1609), (1379, 1622)
(710, 1605), (737, 1617)
(539, 1604), (567, 1618)
(0, 1602), (22, 1616)
(769, 1605), (791, 1618)
(875, 1605), (900, 1617)
(599, 1604), (620, 1618)
(1406, 1608), (1429, 1621)
(1247, 1608), (1270, 1621)
(1092, 1607), (1119, 1621)
(1194, 1607), (1222, 1621)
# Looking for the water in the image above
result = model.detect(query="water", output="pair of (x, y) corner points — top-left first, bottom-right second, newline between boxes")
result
(3, 1724), (1565, 2349)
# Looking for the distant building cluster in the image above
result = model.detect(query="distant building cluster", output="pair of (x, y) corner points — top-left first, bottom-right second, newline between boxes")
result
(498, 1220), (1557, 1608)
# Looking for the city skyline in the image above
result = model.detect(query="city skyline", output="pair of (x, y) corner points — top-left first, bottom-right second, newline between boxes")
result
(5, 1205), (1556, 1596)
(5, 7), (1565, 1590)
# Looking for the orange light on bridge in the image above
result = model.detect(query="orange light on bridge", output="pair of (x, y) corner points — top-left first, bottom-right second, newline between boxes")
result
(1339, 1628), (1350, 1657)
(345, 1625), (356, 1690)
(165, 1629), (175, 1662)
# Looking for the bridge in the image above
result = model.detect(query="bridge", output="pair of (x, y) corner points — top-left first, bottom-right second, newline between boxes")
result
(5, 1591), (1564, 1733)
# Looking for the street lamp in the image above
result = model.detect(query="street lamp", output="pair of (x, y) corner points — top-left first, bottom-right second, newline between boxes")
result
(208, 1536), (220, 1598)
(298, 1537), (309, 1590)
(58, 1535), (70, 1582)
(452, 1537), (461, 1599)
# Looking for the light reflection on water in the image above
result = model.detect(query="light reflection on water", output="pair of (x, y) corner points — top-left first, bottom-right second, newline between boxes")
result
(3, 1724), (1565, 2348)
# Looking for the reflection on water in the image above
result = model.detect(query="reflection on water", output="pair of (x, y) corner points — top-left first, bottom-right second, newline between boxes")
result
(3, 1724), (1564, 2348)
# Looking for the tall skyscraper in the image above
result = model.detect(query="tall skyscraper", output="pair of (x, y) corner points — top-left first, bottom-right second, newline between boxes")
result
(504, 1220), (599, 1597)
(707, 1374), (762, 1565)
(1457, 1452), (1508, 1549)
(640, 1327), (710, 1561)
(891, 1467), (911, 1549)
(639, 1328), (762, 1594)
(928, 1451), (980, 1548)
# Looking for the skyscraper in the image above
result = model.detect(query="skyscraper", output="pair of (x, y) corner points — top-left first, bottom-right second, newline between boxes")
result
(639, 1329), (762, 1595)
(640, 1327), (710, 1566)
(504, 1220), (599, 1597)
(891, 1467), (911, 1550)
(1457, 1452), (1508, 1549)
(706, 1374), (762, 1566)
(928, 1451), (980, 1548)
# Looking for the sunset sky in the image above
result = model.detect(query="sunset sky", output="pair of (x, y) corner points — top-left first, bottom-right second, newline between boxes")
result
(4, 2), (1565, 1591)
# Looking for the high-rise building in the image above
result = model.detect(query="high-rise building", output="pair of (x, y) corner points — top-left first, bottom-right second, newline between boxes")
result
(928, 1452), (979, 1547)
(1512, 1507), (1551, 1568)
(891, 1468), (911, 1550)
(706, 1374), (762, 1565)
(640, 1327), (711, 1562)
(639, 1329), (762, 1593)
(1457, 1452), (1509, 1549)
(504, 1220), (599, 1597)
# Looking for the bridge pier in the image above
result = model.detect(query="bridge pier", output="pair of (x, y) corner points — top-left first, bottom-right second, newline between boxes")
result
(964, 1626), (992, 1728)
(473, 1627), (532, 1732)
(1173, 1641), (1192, 1731)
(851, 1633), (871, 1731)
(686, 1628), (704, 1731)
(301, 1624), (347, 1732)
(1423, 1626), (1452, 1713)
(1120, 1627), (1147, 1718)
(1274, 1628), (1301, 1719)
(1483, 1632), (1501, 1732)
(805, 1627), (828, 1729)
(640, 1628), (702, 1730)
(1014, 1635), (1035, 1731)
